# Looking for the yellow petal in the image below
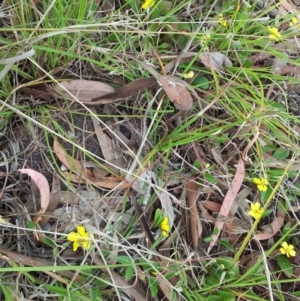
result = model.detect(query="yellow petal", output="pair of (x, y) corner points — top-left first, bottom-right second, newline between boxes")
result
(253, 178), (262, 185)
(287, 245), (296, 256)
(162, 230), (168, 237)
(82, 240), (91, 250)
(252, 202), (261, 211)
(73, 241), (79, 252)
(280, 247), (286, 255)
(160, 217), (170, 232)
(77, 225), (87, 237)
(289, 249), (296, 257)
(142, 0), (155, 10)
(67, 232), (79, 242)
(257, 184), (267, 192)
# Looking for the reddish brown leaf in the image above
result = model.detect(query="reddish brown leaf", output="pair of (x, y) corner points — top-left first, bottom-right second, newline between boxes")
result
(57, 79), (115, 102)
(91, 77), (157, 103)
(199, 52), (233, 73)
(255, 202), (285, 240)
(39, 174), (61, 226)
(63, 172), (130, 189)
(207, 158), (245, 254)
(21, 86), (53, 101)
(186, 181), (202, 250)
(159, 75), (193, 111)
(53, 139), (95, 178)
(18, 168), (50, 223)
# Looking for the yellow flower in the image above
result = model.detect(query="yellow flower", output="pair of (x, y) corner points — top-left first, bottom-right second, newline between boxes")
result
(253, 178), (269, 192)
(218, 13), (228, 27)
(248, 202), (264, 219)
(67, 225), (92, 252)
(142, 0), (155, 10)
(290, 17), (300, 28)
(280, 241), (296, 258)
(199, 33), (211, 44)
(160, 217), (170, 237)
(267, 26), (281, 41)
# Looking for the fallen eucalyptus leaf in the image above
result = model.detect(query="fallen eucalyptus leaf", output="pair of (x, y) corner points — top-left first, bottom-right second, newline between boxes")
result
(91, 77), (157, 103)
(159, 75), (193, 111)
(199, 52), (233, 73)
(57, 79), (115, 102)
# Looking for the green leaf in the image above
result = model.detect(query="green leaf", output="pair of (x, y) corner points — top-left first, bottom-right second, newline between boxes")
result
(269, 102), (286, 110)
(153, 209), (164, 228)
(204, 172), (217, 184)
(157, 1), (172, 16)
(276, 255), (293, 278)
(124, 0), (139, 13)
(139, 259), (161, 273)
(125, 265), (134, 280)
(215, 257), (234, 269)
(27, 221), (37, 229)
(204, 227), (219, 242)
(282, 221), (293, 235)
(207, 294), (221, 301)
(170, 290), (177, 301)
(262, 209), (273, 217)
(273, 148), (290, 160)
(262, 144), (277, 152)
(261, 186), (272, 202)
(149, 276), (159, 297)
(215, 257), (239, 279)
(0, 285), (14, 301)
(90, 288), (99, 300)
(53, 248), (59, 257)
(292, 291), (300, 297)
(164, 271), (176, 280)
(248, 264), (265, 276)
(115, 256), (132, 265)
(158, 43), (170, 50)
(41, 236), (56, 248)
(219, 240), (234, 252)
(217, 290), (235, 301)
(192, 76), (210, 90)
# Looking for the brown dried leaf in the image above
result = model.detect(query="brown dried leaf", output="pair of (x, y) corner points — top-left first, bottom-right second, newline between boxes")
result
(39, 174), (61, 226)
(280, 65), (300, 76)
(91, 77), (157, 103)
(90, 109), (125, 166)
(202, 201), (239, 243)
(53, 139), (98, 179)
(199, 52), (232, 73)
(186, 181), (202, 250)
(157, 273), (179, 301)
(207, 158), (245, 254)
(255, 202), (285, 240)
(159, 75), (193, 111)
(21, 86), (53, 101)
(92, 255), (147, 301)
(57, 79), (115, 102)
(57, 191), (80, 204)
(271, 57), (288, 74)
(18, 168), (50, 223)
(64, 172), (130, 189)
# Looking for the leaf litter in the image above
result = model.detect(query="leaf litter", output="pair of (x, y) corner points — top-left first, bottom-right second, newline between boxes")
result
(2, 3), (300, 299)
